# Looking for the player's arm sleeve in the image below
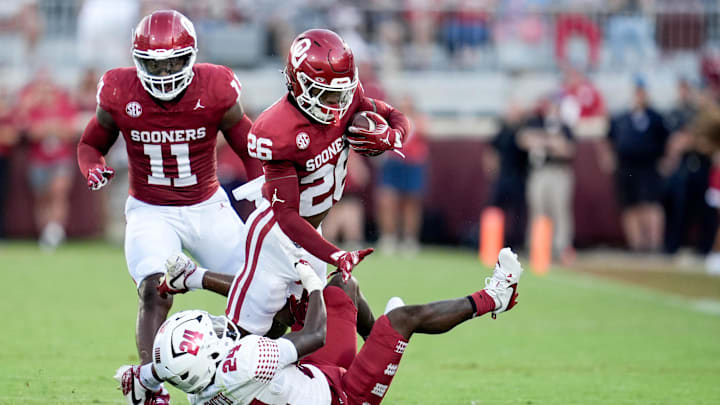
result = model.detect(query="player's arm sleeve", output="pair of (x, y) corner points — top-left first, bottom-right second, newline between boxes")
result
(276, 337), (299, 366)
(222, 113), (263, 180)
(230, 336), (297, 385)
(262, 161), (343, 265)
(360, 97), (411, 144)
(77, 111), (119, 179)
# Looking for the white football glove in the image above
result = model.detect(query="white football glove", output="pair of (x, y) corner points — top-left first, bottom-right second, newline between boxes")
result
(295, 259), (324, 293)
(158, 253), (199, 296)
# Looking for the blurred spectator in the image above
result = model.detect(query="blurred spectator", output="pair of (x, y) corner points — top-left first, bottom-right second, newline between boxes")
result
(554, 13), (602, 69)
(606, 0), (657, 69)
(0, 88), (20, 240)
(73, 68), (100, 120)
(330, 3), (370, 63)
(16, 71), (78, 250)
(483, 102), (529, 248)
(322, 152), (371, 251)
(706, 162), (720, 275)
(441, 0), (492, 69)
(376, 95), (429, 255)
(662, 83), (717, 254)
(403, 0), (441, 70)
(680, 103), (720, 273)
(518, 95), (576, 264)
(701, 46), (720, 101)
(358, 61), (387, 101)
(374, 14), (405, 74)
(560, 67), (606, 124)
(493, 0), (549, 71)
(601, 79), (669, 252)
(76, 0), (139, 70)
(0, 0), (42, 68)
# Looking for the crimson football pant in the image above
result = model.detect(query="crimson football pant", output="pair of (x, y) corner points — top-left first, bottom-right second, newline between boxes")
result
(303, 286), (409, 405)
(301, 286), (358, 370)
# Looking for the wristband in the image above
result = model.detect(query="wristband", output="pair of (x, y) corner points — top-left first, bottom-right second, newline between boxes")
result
(185, 267), (207, 290)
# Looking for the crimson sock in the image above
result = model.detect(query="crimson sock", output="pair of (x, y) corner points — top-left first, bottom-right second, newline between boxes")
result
(467, 290), (497, 317)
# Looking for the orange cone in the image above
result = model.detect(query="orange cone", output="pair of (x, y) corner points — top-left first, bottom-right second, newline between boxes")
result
(479, 207), (504, 267)
(529, 216), (553, 275)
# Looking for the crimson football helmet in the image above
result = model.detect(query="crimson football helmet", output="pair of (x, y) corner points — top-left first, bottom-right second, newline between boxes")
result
(132, 10), (198, 101)
(284, 29), (358, 124)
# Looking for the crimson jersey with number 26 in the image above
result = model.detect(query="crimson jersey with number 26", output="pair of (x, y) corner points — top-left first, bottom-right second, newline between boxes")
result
(249, 85), (383, 217)
(97, 63), (242, 206)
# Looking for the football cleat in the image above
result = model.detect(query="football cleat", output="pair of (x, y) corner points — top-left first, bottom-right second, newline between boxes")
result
(483, 247), (524, 319)
(114, 365), (170, 405)
(158, 253), (198, 296)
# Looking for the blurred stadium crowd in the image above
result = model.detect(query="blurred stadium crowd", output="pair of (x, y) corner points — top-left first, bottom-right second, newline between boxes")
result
(2, 0), (720, 274)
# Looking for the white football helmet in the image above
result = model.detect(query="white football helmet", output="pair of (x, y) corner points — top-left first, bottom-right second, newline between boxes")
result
(152, 310), (238, 394)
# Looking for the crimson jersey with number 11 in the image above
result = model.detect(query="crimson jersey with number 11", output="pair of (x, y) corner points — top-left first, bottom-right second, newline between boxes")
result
(93, 63), (248, 206)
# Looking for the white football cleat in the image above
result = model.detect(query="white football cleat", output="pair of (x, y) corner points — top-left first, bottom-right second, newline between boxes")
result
(384, 296), (405, 314)
(483, 247), (524, 319)
(114, 365), (170, 405)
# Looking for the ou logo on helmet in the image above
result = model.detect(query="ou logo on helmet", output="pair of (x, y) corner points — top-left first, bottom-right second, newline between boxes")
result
(291, 38), (312, 69)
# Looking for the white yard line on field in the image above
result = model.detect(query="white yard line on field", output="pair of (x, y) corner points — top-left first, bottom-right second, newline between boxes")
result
(547, 269), (720, 317)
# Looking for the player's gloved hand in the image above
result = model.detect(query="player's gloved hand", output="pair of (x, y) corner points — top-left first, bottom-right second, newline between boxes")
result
(347, 111), (402, 156)
(295, 259), (324, 292)
(86, 165), (115, 191)
(329, 248), (374, 283)
(288, 289), (310, 327)
(115, 365), (170, 405)
(158, 253), (199, 297)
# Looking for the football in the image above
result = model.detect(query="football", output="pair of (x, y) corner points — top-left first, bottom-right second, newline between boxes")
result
(350, 111), (376, 132)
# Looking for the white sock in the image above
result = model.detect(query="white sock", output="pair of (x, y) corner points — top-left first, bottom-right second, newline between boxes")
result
(139, 363), (162, 392)
(384, 297), (405, 314)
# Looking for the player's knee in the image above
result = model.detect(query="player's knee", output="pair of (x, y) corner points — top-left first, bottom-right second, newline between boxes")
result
(138, 274), (172, 309)
(326, 274), (360, 304)
(386, 305), (421, 339)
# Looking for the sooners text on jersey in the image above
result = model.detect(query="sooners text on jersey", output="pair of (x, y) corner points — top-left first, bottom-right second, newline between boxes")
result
(97, 63), (242, 205)
(248, 86), (369, 217)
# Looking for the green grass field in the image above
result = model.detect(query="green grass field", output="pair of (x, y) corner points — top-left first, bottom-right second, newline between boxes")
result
(2, 241), (719, 404)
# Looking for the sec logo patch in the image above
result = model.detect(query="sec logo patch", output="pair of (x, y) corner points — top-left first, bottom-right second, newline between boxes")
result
(296, 132), (310, 150)
(125, 101), (142, 118)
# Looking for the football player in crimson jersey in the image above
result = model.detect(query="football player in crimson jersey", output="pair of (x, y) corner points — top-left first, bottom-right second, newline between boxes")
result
(224, 29), (410, 337)
(115, 248), (524, 405)
(76, 10), (262, 401)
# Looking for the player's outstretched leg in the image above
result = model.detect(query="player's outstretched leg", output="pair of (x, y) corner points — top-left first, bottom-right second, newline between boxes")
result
(136, 274), (173, 364)
(387, 247), (523, 339)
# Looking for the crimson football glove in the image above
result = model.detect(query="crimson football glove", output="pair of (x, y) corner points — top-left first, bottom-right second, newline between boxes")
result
(347, 111), (402, 156)
(329, 248), (374, 282)
(87, 165), (115, 191)
(288, 289), (310, 327)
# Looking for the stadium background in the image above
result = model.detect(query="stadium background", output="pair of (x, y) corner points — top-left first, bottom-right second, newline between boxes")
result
(1, 1), (720, 404)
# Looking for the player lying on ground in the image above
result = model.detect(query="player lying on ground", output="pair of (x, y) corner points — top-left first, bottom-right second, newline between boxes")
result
(116, 249), (378, 401)
(115, 248), (523, 404)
